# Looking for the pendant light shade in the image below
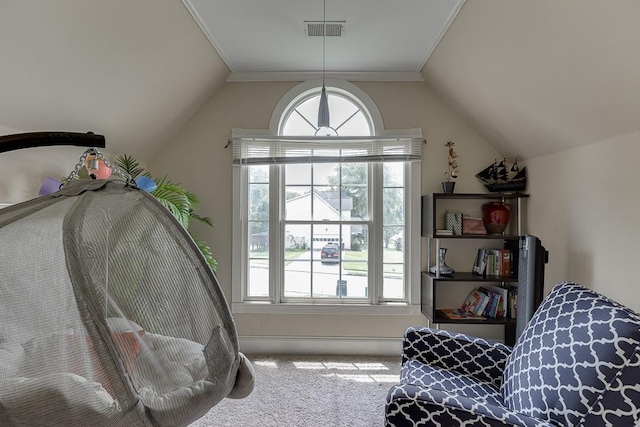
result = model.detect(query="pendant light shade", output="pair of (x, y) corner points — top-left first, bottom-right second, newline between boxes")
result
(317, 0), (330, 128)
(318, 85), (330, 128)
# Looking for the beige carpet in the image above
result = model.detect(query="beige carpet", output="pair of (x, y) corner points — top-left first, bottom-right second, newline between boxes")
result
(189, 354), (401, 427)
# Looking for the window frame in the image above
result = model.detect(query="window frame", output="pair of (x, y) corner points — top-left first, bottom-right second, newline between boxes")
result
(232, 79), (421, 315)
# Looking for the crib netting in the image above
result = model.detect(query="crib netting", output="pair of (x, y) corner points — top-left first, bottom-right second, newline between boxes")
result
(0, 180), (253, 426)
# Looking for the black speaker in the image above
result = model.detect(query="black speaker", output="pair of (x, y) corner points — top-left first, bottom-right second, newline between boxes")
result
(516, 235), (548, 339)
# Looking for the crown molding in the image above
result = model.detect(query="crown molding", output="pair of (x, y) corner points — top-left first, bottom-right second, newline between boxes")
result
(226, 71), (425, 82)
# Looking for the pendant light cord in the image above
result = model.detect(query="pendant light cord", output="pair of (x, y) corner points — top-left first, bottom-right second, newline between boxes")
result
(322, 0), (326, 87)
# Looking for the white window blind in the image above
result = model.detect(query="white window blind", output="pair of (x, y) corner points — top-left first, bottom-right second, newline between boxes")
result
(232, 129), (423, 165)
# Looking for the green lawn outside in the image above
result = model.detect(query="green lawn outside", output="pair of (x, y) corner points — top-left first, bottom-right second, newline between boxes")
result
(343, 248), (403, 275)
(250, 248), (307, 266)
(249, 247), (403, 274)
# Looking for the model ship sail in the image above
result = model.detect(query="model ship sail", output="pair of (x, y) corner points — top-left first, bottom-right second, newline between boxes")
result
(476, 156), (526, 192)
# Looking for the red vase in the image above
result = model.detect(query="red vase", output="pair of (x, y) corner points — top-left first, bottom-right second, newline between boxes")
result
(482, 202), (511, 234)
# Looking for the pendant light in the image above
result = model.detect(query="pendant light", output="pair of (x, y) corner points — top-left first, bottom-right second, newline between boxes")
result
(317, 0), (330, 128)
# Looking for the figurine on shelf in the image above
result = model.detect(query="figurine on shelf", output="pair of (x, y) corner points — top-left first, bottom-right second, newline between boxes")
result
(429, 247), (454, 276)
(476, 155), (526, 193)
(442, 141), (459, 193)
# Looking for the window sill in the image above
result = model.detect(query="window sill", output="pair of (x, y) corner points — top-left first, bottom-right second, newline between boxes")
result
(231, 301), (421, 315)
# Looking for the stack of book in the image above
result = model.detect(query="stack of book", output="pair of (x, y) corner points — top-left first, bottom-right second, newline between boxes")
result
(472, 248), (513, 276)
(441, 285), (518, 320)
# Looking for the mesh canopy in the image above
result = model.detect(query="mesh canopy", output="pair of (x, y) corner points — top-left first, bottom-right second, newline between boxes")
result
(0, 180), (252, 426)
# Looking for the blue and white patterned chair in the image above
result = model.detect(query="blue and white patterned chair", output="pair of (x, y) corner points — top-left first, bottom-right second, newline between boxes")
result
(385, 282), (640, 426)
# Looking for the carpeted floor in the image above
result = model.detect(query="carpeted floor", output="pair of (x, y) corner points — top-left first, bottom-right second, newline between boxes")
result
(189, 354), (401, 427)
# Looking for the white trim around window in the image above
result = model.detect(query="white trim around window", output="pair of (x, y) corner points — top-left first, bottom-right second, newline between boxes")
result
(231, 144), (422, 315)
(231, 79), (422, 315)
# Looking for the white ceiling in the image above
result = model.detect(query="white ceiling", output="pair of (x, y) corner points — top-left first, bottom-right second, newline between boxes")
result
(185, 0), (464, 78)
(1, 0), (639, 161)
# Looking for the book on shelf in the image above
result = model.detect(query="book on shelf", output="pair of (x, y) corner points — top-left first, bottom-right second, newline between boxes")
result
(472, 249), (489, 275)
(508, 285), (518, 318)
(440, 308), (486, 320)
(500, 249), (512, 276)
(461, 289), (490, 316)
(453, 283), (519, 321)
(478, 286), (501, 318)
(476, 248), (513, 277)
(436, 229), (453, 236)
(486, 285), (509, 318)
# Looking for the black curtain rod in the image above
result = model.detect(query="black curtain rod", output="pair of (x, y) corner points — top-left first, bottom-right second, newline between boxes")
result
(0, 131), (106, 154)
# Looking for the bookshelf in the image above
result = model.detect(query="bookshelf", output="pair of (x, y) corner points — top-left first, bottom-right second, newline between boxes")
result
(421, 192), (529, 345)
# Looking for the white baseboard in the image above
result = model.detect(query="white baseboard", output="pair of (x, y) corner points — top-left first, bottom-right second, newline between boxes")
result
(238, 336), (402, 357)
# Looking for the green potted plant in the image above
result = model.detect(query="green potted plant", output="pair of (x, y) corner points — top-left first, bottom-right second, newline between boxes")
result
(442, 141), (459, 193)
(114, 154), (217, 272)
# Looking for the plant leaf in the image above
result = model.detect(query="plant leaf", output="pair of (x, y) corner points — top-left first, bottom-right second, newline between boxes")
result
(190, 211), (214, 227)
(111, 154), (217, 269)
(114, 154), (145, 179)
(194, 238), (217, 272)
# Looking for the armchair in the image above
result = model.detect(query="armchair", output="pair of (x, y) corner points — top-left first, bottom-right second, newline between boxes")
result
(385, 282), (640, 426)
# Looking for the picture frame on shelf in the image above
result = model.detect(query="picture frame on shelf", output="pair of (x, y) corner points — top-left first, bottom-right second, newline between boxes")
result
(463, 215), (486, 235)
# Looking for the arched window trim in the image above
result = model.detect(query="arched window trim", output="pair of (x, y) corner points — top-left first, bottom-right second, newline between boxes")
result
(232, 78), (422, 315)
(235, 79), (421, 165)
(269, 78), (384, 136)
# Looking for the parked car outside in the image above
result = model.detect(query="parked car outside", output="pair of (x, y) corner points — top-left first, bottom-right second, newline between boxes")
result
(320, 243), (340, 263)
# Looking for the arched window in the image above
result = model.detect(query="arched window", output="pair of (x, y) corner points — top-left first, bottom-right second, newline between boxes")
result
(280, 86), (373, 137)
(232, 80), (422, 313)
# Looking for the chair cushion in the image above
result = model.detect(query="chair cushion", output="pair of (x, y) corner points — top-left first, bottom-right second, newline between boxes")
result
(501, 283), (640, 426)
(387, 383), (554, 427)
(402, 359), (503, 407)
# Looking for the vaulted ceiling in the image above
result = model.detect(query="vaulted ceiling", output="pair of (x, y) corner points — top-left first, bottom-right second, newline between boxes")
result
(1, 0), (638, 160)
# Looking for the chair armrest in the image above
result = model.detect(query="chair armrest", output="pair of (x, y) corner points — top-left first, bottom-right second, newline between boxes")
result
(385, 384), (554, 427)
(402, 327), (512, 388)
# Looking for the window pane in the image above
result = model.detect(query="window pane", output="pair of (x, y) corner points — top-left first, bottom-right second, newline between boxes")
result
(249, 222), (269, 252)
(249, 165), (269, 183)
(285, 224), (310, 254)
(248, 259), (269, 297)
(248, 221), (269, 298)
(248, 163), (268, 230)
(294, 97), (320, 126)
(383, 268), (404, 299)
(334, 113), (370, 136)
(313, 163), (338, 186)
(327, 95), (359, 128)
(247, 166), (269, 299)
(341, 163), (368, 219)
(382, 162), (405, 299)
(312, 261), (341, 298)
(343, 224), (368, 298)
(249, 183), (269, 221)
(384, 163), (404, 187)
(313, 186), (343, 222)
(286, 164), (311, 185)
(383, 188), (404, 226)
(282, 111), (317, 135)
(312, 223), (341, 251)
(384, 227), (404, 296)
(285, 185), (311, 220)
(350, 224), (367, 251)
(284, 261), (311, 298)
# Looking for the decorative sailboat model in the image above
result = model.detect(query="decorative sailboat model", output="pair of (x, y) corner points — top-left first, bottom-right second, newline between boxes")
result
(476, 156), (526, 192)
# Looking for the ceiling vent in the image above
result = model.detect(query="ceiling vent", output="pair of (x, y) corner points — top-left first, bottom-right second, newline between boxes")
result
(304, 21), (346, 37)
